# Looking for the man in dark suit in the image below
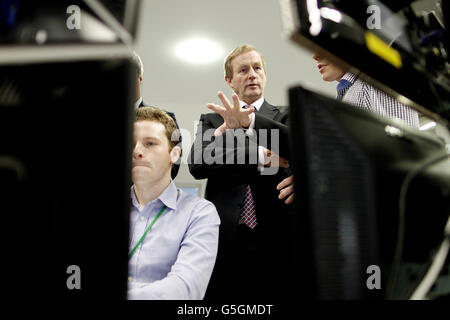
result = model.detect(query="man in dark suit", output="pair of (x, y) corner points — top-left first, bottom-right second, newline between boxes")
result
(189, 45), (295, 300)
(133, 52), (181, 179)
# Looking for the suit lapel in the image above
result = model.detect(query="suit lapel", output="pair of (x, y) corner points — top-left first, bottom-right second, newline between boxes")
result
(207, 113), (225, 128)
(258, 100), (279, 120)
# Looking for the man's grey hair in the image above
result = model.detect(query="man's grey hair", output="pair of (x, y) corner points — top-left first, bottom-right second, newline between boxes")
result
(133, 51), (144, 77)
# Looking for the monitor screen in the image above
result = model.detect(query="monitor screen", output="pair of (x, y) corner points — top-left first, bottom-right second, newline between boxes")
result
(288, 85), (450, 299)
(0, 56), (134, 299)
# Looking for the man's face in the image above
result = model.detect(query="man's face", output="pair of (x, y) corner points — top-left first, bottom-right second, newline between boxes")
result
(132, 120), (173, 185)
(312, 53), (345, 82)
(226, 50), (267, 104)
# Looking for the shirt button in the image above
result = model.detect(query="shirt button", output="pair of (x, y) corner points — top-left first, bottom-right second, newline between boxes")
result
(128, 277), (133, 282)
(140, 216), (145, 221)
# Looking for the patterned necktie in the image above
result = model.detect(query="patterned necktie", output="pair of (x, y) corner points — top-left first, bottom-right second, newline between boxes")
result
(238, 104), (257, 229)
(336, 79), (352, 100)
(240, 184), (257, 229)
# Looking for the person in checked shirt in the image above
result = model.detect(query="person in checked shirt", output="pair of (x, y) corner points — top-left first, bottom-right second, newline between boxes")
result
(313, 52), (419, 128)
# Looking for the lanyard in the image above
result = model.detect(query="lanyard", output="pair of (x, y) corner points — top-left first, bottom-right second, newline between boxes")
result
(128, 205), (167, 260)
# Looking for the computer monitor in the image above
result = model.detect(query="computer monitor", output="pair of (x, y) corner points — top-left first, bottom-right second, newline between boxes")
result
(278, 0), (450, 124)
(0, 0), (141, 45)
(0, 0), (143, 299)
(0, 56), (135, 299)
(288, 85), (450, 299)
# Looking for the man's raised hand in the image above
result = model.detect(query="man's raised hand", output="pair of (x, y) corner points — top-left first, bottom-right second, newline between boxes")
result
(207, 91), (255, 136)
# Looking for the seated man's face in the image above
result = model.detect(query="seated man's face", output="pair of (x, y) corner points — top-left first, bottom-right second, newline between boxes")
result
(312, 53), (345, 82)
(132, 120), (172, 185)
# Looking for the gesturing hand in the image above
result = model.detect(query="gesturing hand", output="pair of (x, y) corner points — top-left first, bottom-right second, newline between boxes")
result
(207, 91), (255, 136)
(261, 147), (289, 169)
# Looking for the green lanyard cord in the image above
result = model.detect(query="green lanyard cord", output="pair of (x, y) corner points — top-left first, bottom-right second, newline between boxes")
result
(128, 205), (167, 260)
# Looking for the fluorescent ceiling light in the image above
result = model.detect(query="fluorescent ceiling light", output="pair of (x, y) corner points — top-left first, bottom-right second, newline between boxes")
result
(174, 37), (223, 64)
(419, 121), (436, 131)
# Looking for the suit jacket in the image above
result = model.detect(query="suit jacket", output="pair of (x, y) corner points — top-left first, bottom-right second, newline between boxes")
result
(189, 100), (290, 242)
(139, 100), (181, 180)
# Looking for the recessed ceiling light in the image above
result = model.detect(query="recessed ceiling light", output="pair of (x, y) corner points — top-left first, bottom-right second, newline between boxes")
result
(174, 37), (223, 64)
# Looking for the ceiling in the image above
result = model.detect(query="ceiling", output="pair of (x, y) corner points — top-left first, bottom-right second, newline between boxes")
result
(133, 0), (336, 108)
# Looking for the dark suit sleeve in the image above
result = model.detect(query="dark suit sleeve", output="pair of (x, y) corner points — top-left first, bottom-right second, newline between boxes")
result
(254, 111), (290, 160)
(188, 113), (261, 180)
(165, 111), (181, 179)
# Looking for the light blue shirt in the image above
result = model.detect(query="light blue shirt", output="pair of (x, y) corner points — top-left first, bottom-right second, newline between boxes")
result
(127, 181), (220, 300)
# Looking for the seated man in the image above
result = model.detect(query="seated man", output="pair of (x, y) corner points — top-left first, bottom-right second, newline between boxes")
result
(312, 52), (420, 128)
(127, 106), (220, 300)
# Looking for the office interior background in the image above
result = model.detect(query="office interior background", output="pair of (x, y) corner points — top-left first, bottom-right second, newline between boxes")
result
(133, 0), (448, 196)
(130, 0), (450, 300)
(134, 0), (337, 195)
(1, 0), (449, 301)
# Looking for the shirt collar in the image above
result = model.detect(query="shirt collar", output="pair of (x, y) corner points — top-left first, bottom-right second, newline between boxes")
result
(341, 72), (357, 84)
(134, 97), (143, 109)
(239, 96), (264, 111)
(130, 180), (178, 211)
